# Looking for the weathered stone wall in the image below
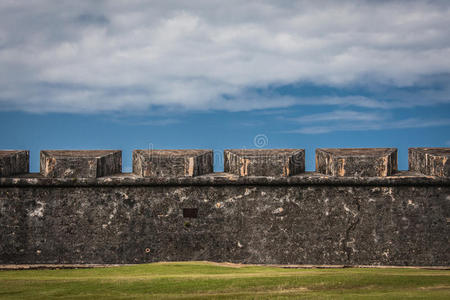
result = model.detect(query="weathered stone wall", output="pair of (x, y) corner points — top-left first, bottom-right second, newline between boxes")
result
(0, 148), (449, 266)
(0, 174), (448, 266)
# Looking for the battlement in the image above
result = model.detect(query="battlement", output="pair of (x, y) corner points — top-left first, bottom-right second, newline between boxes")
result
(1, 147), (449, 182)
(0, 150), (28, 177)
(0, 147), (449, 266)
(40, 150), (122, 178)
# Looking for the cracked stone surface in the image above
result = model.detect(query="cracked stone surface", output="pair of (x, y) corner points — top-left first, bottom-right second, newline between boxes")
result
(224, 149), (305, 177)
(0, 147), (449, 266)
(133, 150), (213, 177)
(409, 148), (450, 177)
(316, 148), (398, 177)
(40, 150), (122, 178)
(0, 183), (448, 265)
(0, 150), (29, 177)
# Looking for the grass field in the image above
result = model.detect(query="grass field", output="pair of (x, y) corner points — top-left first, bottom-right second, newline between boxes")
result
(0, 262), (449, 299)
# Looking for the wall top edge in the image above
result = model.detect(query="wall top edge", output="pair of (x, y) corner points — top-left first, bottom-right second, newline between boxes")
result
(1, 171), (449, 187)
(133, 149), (212, 156)
(40, 150), (121, 158)
(409, 147), (450, 155)
(224, 149), (304, 156)
(316, 148), (397, 155)
(0, 150), (29, 156)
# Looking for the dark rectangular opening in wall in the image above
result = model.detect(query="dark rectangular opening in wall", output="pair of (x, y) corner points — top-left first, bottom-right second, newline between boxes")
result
(183, 208), (198, 218)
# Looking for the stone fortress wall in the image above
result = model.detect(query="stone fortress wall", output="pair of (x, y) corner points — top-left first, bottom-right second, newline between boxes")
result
(0, 148), (449, 266)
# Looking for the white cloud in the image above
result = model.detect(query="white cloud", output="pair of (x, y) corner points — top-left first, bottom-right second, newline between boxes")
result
(0, 0), (449, 113)
(109, 117), (181, 126)
(291, 110), (450, 134)
(293, 110), (385, 123)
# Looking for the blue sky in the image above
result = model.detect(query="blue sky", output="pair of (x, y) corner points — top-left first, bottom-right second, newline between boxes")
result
(1, 0), (449, 172)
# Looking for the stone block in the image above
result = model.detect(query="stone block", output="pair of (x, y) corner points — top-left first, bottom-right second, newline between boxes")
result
(224, 149), (305, 176)
(133, 150), (213, 177)
(40, 150), (122, 178)
(0, 150), (29, 177)
(409, 147), (450, 177)
(316, 148), (397, 177)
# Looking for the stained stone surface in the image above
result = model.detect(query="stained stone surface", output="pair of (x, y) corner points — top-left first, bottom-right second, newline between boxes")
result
(316, 148), (398, 177)
(409, 148), (450, 177)
(40, 150), (122, 178)
(0, 150), (29, 177)
(224, 149), (305, 177)
(133, 150), (213, 177)
(0, 182), (448, 266)
(0, 147), (449, 266)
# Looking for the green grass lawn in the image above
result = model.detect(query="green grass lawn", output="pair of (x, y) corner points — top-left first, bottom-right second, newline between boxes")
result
(0, 262), (448, 299)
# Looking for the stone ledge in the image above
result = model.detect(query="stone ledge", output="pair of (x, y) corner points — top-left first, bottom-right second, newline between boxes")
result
(1, 171), (449, 187)
(0, 150), (29, 177)
(316, 148), (397, 177)
(133, 149), (213, 177)
(40, 150), (122, 178)
(224, 149), (305, 176)
(409, 147), (450, 177)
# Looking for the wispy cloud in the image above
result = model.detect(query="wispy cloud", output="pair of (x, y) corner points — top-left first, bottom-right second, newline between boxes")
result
(0, 1), (449, 113)
(108, 117), (180, 126)
(293, 110), (385, 123)
(291, 110), (450, 134)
